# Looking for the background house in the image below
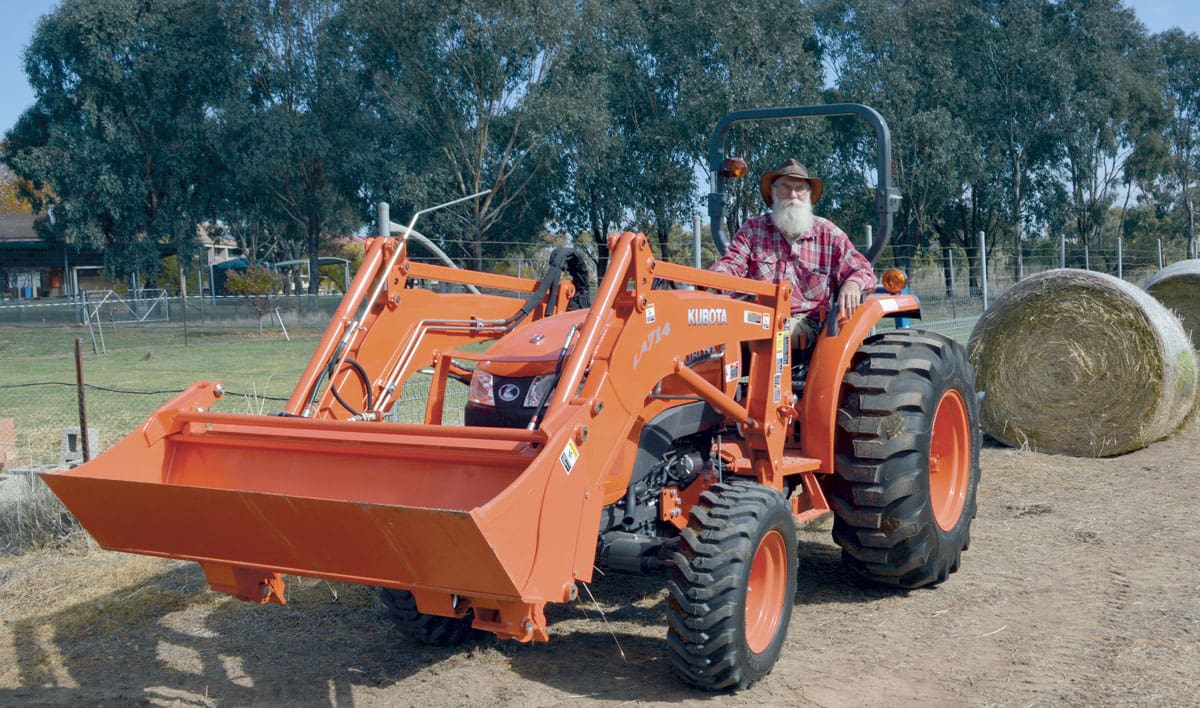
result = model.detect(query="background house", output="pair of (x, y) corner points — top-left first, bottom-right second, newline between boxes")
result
(0, 217), (245, 300)
(0, 213), (81, 299)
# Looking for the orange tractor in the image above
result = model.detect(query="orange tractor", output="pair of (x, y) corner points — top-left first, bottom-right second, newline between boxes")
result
(41, 104), (980, 690)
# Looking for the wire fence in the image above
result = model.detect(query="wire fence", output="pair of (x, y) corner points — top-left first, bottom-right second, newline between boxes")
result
(1, 234), (1191, 471)
(0, 292), (349, 329)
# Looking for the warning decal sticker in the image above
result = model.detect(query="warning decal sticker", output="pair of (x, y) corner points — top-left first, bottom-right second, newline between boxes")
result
(559, 439), (580, 475)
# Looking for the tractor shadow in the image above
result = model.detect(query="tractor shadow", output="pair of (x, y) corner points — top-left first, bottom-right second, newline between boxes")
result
(4, 537), (910, 705)
(2, 561), (481, 705)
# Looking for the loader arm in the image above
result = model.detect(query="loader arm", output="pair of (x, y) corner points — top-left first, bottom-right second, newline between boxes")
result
(41, 231), (812, 643)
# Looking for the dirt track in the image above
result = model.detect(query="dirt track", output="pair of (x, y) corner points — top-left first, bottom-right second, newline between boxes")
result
(2, 418), (1198, 707)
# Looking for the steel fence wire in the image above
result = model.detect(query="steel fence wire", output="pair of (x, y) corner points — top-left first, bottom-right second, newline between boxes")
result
(0, 377), (466, 470)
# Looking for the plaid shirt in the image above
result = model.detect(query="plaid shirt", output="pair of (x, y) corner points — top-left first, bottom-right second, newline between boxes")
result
(710, 213), (877, 320)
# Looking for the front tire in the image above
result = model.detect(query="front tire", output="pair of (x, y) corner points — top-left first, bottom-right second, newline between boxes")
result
(829, 329), (981, 588)
(666, 481), (798, 691)
(378, 588), (482, 646)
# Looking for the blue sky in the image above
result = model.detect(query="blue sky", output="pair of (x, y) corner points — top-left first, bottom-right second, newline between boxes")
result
(2, 1), (1199, 141)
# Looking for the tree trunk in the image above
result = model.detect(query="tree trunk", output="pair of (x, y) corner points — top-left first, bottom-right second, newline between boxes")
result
(941, 245), (954, 298)
(963, 234), (980, 292)
(1186, 193), (1197, 260)
(306, 208), (320, 312)
(1010, 134), (1025, 281)
(655, 224), (672, 263)
(470, 230), (484, 273)
(592, 226), (610, 279)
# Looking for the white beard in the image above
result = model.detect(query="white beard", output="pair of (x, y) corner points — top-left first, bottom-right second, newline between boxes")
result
(772, 197), (814, 239)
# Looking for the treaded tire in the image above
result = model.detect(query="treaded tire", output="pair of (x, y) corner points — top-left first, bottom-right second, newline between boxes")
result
(378, 588), (482, 646)
(830, 328), (981, 589)
(666, 480), (798, 691)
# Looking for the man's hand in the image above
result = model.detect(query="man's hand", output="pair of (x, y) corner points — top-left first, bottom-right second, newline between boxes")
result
(838, 281), (863, 319)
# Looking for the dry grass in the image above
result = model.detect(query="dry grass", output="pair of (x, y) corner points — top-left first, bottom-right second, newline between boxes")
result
(0, 475), (85, 556)
(1145, 258), (1200, 351)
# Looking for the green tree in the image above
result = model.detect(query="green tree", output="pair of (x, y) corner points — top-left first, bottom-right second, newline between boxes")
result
(818, 0), (981, 281)
(1145, 29), (1200, 259)
(550, 0), (640, 276)
(1048, 0), (1160, 268)
(973, 0), (1063, 280)
(226, 264), (283, 322)
(217, 0), (366, 307)
(658, 0), (825, 252)
(353, 0), (574, 272)
(3, 0), (240, 283)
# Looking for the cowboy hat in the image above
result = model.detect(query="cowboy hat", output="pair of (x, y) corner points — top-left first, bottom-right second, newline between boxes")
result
(760, 159), (824, 205)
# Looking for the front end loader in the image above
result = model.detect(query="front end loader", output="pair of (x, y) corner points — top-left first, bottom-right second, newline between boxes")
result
(41, 104), (981, 691)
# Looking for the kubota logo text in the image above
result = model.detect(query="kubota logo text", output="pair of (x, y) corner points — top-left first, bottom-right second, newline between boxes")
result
(687, 308), (728, 326)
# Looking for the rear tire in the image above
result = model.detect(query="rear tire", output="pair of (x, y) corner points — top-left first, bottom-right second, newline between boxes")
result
(829, 329), (981, 588)
(666, 481), (797, 691)
(378, 588), (482, 646)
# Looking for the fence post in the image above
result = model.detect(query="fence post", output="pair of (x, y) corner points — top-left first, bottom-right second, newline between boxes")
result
(1117, 234), (1123, 279)
(948, 248), (957, 320)
(1158, 239), (1164, 269)
(865, 225), (873, 252)
(275, 307), (290, 341)
(979, 231), (988, 311)
(179, 266), (189, 346)
(693, 214), (702, 269)
(1059, 233), (1066, 269)
(74, 338), (91, 464)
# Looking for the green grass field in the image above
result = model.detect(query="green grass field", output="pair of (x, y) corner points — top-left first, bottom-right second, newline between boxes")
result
(0, 324), (325, 468)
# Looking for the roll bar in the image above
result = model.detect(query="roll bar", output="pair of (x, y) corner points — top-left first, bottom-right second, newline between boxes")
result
(706, 103), (901, 264)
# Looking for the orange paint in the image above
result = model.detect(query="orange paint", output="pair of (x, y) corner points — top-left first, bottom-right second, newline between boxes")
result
(40, 231), (916, 643)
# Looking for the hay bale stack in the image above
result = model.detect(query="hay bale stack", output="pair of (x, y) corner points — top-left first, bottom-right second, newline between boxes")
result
(968, 269), (1198, 457)
(1145, 258), (1200, 351)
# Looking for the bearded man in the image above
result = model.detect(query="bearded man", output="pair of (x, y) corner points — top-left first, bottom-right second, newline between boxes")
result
(710, 159), (876, 351)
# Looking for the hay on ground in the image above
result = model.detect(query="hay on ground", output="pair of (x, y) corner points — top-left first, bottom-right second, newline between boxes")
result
(968, 269), (1198, 457)
(1144, 258), (1200, 351)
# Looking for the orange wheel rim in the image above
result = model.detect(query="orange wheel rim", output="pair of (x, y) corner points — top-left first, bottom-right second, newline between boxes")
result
(930, 389), (970, 531)
(745, 528), (788, 654)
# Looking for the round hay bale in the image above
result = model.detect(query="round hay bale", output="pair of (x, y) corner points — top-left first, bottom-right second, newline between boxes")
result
(968, 268), (1198, 457)
(1145, 258), (1200, 351)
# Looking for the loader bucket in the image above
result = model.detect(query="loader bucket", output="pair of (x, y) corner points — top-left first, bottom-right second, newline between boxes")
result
(39, 382), (581, 630)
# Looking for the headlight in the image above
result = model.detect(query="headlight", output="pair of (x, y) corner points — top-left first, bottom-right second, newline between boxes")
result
(522, 375), (556, 408)
(468, 368), (494, 406)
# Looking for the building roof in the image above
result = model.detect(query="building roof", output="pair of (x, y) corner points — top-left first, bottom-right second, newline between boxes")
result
(0, 213), (38, 243)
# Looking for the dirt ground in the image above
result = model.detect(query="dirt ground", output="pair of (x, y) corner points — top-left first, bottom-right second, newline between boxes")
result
(1, 418), (1198, 708)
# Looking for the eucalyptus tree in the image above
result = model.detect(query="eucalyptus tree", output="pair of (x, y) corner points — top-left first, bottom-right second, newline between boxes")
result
(1148, 29), (1200, 259)
(2, 0), (240, 284)
(961, 0), (1069, 280)
(217, 0), (368, 304)
(547, 0), (641, 276)
(609, 6), (697, 263)
(351, 0), (575, 272)
(667, 0), (826, 243)
(1046, 0), (1160, 268)
(816, 0), (980, 280)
